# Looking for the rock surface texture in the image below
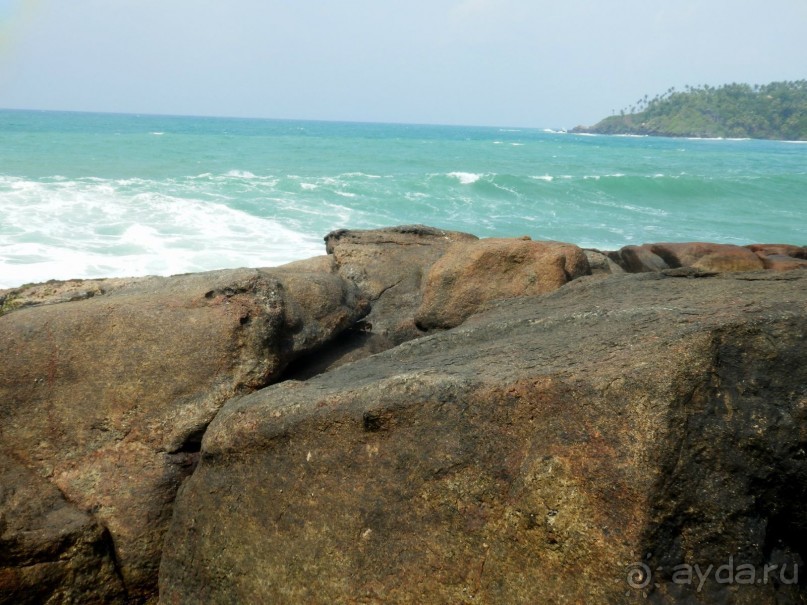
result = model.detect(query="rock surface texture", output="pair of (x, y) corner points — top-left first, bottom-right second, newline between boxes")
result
(1, 230), (805, 604)
(282, 225), (479, 377)
(0, 452), (125, 604)
(606, 242), (807, 274)
(325, 224), (478, 338)
(415, 237), (590, 329)
(0, 268), (366, 603)
(160, 270), (807, 605)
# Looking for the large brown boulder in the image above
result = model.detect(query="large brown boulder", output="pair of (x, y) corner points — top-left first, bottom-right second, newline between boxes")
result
(325, 225), (478, 338)
(650, 242), (766, 272)
(160, 270), (807, 604)
(584, 248), (626, 276)
(758, 254), (807, 271)
(608, 244), (671, 272)
(415, 238), (590, 329)
(277, 225), (479, 376)
(609, 242), (768, 273)
(745, 244), (807, 260)
(0, 268), (367, 603)
(744, 244), (807, 272)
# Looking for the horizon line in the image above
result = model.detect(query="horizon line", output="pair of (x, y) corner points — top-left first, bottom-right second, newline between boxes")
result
(0, 106), (565, 132)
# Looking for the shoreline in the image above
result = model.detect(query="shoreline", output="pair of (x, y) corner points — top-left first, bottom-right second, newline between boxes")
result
(2, 231), (805, 302)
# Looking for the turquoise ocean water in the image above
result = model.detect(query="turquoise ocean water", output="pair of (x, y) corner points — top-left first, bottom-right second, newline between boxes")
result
(1, 109), (805, 289)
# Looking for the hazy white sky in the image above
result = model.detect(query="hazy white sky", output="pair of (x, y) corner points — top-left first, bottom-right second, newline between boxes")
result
(0, 0), (805, 128)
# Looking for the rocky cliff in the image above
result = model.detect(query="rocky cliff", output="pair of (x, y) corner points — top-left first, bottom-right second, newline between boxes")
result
(1, 227), (806, 604)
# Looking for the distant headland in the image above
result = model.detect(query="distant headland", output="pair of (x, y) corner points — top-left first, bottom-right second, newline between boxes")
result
(573, 80), (807, 141)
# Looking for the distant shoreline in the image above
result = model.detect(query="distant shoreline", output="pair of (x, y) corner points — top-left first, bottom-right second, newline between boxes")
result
(574, 80), (807, 142)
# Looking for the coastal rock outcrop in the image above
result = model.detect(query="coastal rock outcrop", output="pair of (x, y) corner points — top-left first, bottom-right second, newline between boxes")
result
(2, 229), (805, 604)
(279, 225), (480, 376)
(415, 237), (590, 329)
(160, 270), (807, 604)
(746, 244), (807, 271)
(0, 268), (367, 603)
(325, 224), (478, 338)
(604, 242), (807, 274)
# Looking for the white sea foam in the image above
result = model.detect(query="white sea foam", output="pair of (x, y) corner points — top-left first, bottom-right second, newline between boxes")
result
(686, 136), (741, 141)
(2, 112), (804, 292)
(684, 137), (749, 142)
(340, 172), (383, 179)
(0, 177), (322, 289)
(447, 171), (482, 185)
(225, 170), (257, 178)
(405, 192), (430, 200)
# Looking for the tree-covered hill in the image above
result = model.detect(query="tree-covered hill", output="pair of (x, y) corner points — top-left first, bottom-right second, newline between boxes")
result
(573, 81), (807, 140)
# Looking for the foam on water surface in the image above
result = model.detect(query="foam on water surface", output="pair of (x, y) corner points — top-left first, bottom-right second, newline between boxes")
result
(1, 110), (805, 289)
(0, 175), (322, 288)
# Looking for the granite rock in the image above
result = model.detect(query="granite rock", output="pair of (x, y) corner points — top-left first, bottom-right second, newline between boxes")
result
(415, 238), (590, 329)
(0, 267), (367, 602)
(160, 270), (807, 604)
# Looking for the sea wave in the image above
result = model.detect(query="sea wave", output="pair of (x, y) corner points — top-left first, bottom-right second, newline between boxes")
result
(2, 114), (805, 290)
(0, 176), (322, 289)
(225, 170), (258, 179)
(446, 171), (483, 185)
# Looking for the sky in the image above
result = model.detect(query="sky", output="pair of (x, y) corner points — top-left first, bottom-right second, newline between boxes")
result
(0, 0), (805, 129)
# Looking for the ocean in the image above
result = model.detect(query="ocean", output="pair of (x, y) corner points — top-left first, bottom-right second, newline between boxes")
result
(1, 109), (805, 290)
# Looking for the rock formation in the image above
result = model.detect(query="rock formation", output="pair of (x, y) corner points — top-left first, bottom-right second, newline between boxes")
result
(159, 269), (807, 604)
(415, 237), (590, 329)
(0, 268), (366, 602)
(1, 228), (805, 604)
(605, 242), (807, 274)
